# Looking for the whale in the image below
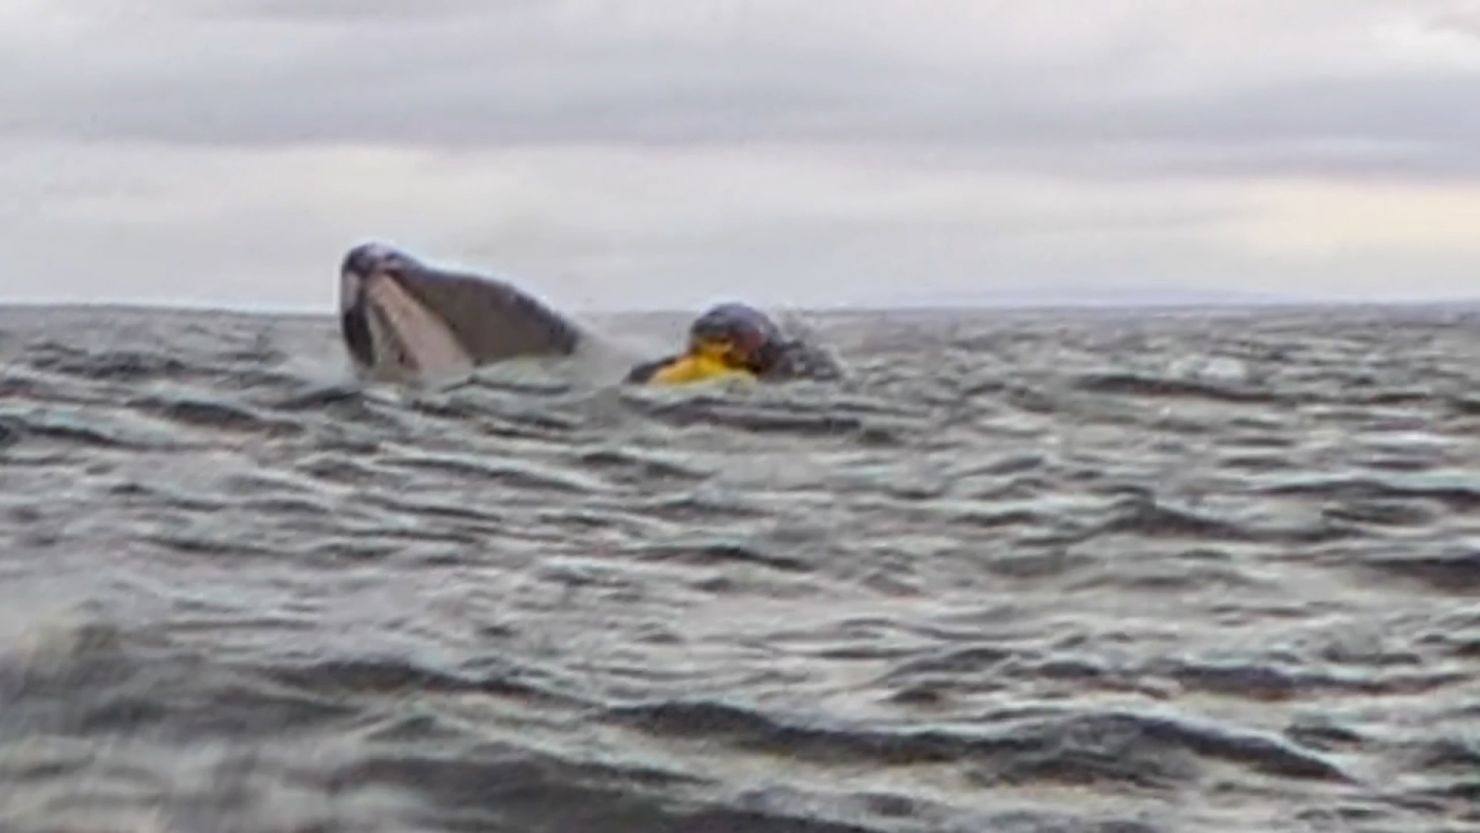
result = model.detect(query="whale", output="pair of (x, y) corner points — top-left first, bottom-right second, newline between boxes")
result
(338, 242), (583, 385)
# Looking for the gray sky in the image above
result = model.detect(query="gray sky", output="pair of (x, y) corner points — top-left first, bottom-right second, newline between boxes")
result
(4, 0), (1480, 311)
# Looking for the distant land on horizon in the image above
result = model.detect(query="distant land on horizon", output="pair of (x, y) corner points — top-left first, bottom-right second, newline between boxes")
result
(828, 285), (1300, 312)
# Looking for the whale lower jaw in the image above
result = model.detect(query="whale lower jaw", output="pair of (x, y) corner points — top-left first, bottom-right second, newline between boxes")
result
(343, 269), (475, 385)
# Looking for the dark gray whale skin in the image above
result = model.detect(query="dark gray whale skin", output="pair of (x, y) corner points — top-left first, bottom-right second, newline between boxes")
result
(338, 242), (582, 380)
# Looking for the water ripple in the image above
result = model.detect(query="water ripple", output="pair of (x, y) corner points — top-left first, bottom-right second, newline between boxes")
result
(2, 304), (1478, 832)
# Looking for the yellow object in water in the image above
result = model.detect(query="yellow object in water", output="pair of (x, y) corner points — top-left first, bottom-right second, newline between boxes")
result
(649, 342), (756, 385)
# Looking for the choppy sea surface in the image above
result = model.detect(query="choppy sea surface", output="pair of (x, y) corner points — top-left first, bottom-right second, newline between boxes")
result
(1, 303), (1478, 833)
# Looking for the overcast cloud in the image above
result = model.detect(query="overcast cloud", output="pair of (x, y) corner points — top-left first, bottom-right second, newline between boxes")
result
(3, 0), (1479, 311)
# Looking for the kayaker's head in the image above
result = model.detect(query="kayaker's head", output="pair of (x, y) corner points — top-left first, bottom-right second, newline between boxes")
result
(686, 303), (781, 371)
(647, 302), (782, 385)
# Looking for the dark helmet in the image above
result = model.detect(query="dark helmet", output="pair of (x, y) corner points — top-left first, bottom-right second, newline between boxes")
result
(687, 302), (782, 370)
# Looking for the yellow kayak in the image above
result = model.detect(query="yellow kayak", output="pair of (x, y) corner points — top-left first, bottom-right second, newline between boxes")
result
(649, 350), (756, 385)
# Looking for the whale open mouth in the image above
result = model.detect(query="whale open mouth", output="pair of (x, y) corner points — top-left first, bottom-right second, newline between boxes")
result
(336, 242), (582, 385)
(338, 243), (474, 383)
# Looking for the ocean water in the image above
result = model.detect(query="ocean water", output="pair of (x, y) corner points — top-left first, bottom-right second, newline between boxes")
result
(0, 303), (1477, 833)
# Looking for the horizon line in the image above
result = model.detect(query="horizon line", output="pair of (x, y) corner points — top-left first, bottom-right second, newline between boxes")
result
(5, 294), (1480, 319)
